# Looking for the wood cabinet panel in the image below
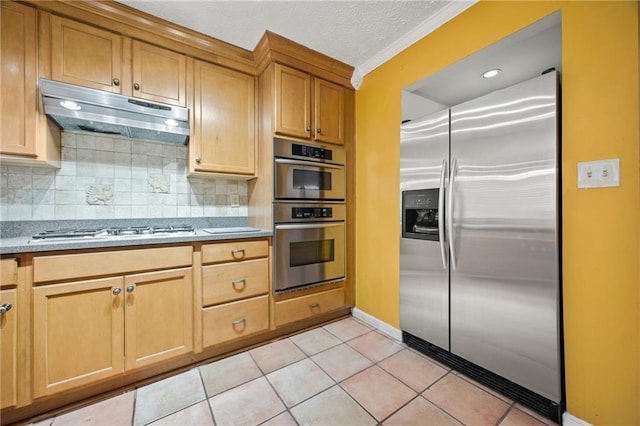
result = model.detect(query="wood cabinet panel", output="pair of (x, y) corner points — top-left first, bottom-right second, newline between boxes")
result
(0, 288), (17, 409)
(314, 78), (345, 145)
(50, 15), (122, 92)
(275, 287), (344, 327)
(202, 258), (269, 306)
(1, 258), (18, 287)
(1, 1), (37, 157)
(202, 295), (269, 347)
(273, 64), (346, 145)
(132, 40), (186, 107)
(32, 277), (125, 397)
(192, 60), (256, 176)
(274, 64), (311, 139)
(33, 246), (193, 283)
(201, 240), (268, 264)
(124, 268), (193, 370)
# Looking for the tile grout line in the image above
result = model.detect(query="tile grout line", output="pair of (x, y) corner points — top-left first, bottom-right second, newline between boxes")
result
(196, 365), (218, 426)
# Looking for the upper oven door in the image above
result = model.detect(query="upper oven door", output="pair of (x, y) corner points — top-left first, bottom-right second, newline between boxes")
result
(274, 159), (345, 201)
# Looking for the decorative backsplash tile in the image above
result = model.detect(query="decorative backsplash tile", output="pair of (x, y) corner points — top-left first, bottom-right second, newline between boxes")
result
(0, 133), (248, 221)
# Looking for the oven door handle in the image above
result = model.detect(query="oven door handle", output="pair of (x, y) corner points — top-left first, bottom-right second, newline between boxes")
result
(275, 222), (344, 230)
(274, 158), (344, 169)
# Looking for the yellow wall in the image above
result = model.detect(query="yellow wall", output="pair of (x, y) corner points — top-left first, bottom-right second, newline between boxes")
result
(354, 1), (639, 424)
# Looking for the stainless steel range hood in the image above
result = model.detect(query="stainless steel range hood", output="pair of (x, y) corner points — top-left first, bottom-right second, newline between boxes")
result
(40, 78), (190, 145)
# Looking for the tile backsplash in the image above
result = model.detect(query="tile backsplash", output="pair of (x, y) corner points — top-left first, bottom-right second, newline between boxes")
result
(0, 133), (248, 221)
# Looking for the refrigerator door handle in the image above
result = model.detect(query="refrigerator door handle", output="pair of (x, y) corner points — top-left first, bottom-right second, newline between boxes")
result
(438, 159), (448, 269)
(448, 157), (458, 270)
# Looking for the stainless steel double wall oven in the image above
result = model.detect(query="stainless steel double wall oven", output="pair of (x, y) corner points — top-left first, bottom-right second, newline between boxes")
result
(273, 138), (346, 292)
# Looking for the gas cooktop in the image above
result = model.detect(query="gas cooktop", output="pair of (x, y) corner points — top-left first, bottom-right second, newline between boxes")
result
(30, 225), (195, 242)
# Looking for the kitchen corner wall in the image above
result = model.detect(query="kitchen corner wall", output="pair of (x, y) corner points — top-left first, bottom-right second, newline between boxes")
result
(0, 132), (248, 221)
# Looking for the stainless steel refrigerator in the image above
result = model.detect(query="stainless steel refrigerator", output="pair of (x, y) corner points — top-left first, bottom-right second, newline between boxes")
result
(400, 72), (562, 419)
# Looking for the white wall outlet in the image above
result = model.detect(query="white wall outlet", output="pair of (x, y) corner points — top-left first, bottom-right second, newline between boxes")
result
(577, 158), (620, 189)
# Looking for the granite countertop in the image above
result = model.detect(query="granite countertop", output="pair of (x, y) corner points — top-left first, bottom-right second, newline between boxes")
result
(0, 218), (272, 255)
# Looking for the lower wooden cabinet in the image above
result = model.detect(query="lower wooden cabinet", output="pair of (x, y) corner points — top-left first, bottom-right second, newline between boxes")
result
(32, 268), (193, 397)
(0, 288), (18, 409)
(33, 277), (125, 397)
(275, 287), (345, 327)
(202, 295), (269, 347)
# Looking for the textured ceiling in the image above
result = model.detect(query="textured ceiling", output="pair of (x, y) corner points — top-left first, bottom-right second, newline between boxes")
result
(117, 0), (475, 85)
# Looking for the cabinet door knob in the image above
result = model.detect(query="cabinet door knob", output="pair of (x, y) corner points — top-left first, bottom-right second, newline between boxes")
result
(133, 83), (140, 90)
(0, 303), (13, 314)
(113, 288), (122, 295)
(316, 128), (321, 134)
(195, 156), (201, 163)
(126, 285), (135, 293)
(306, 126), (311, 132)
(112, 78), (120, 86)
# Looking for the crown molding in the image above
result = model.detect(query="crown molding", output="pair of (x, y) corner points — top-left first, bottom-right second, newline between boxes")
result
(351, 0), (478, 89)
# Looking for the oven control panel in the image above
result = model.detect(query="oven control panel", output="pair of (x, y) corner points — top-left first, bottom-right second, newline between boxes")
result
(292, 143), (333, 161)
(292, 207), (333, 219)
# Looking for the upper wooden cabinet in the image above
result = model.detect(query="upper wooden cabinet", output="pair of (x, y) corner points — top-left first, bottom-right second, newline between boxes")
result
(131, 40), (187, 107)
(50, 15), (123, 92)
(274, 64), (345, 145)
(1, 2), (59, 165)
(190, 60), (256, 177)
(48, 16), (187, 107)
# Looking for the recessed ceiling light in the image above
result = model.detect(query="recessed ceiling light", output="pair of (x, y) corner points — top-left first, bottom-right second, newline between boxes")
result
(60, 100), (81, 111)
(164, 118), (179, 127)
(482, 69), (501, 79)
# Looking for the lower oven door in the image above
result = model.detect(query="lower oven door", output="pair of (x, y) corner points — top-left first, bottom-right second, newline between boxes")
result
(274, 221), (345, 292)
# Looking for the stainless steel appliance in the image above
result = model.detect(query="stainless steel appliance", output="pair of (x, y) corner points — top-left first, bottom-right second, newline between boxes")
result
(29, 224), (195, 243)
(400, 72), (562, 420)
(274, 138), (346, 201)
(40, 78), (190, 144)
(273, 203), (346, 292)
(273, 138), (346, 292)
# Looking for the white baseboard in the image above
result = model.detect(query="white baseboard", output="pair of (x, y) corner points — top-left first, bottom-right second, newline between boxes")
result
(562, 412), (592, 426)
(351, 307), (403, 342)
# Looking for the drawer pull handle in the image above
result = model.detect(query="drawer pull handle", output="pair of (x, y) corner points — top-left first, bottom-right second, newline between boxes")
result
(231, 249), (245, 256)
(309, 303), (320, 309)
(231, 318), (246, 325)
(0, 303), (13, 314)
(232, 279), (246, 290)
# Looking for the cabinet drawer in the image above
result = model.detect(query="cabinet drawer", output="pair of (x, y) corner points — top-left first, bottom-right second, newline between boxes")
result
(202, 240), (268, 264)
(203, 258), (269, 306)
(1, 259), (18, 287)
(275, 288), (344, 327)
(33, 246), (193, 283)
(202, 295), (269, 347)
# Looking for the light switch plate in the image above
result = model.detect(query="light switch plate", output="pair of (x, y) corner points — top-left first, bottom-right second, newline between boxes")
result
(577, 158), (620, 188)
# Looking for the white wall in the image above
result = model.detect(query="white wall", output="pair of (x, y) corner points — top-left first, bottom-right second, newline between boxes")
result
(0, 133), (248, 221)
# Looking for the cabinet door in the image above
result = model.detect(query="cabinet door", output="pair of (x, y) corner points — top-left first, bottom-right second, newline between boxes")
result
(274, 64), (312, 140)
(1, 2), (37, 157)
(0, 288), (17, 409)
(132, 41), (186, 107)
(50, 15), (122, 92)
(192, 60), (255, 175)
(314, 78), (345, 145)
(33, 277), (125, 397)
(123, 268), (192, 370)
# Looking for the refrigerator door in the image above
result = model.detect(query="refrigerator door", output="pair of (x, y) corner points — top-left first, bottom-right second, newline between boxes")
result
(449, 72), (561, 402)
(400, 109), (450, 350)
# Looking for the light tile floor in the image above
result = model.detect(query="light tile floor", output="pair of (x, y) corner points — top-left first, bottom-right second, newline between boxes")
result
(30, 316), (558, 426)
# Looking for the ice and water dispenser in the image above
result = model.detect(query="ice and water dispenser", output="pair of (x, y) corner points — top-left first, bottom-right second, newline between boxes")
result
(402, 189), (440, 241)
